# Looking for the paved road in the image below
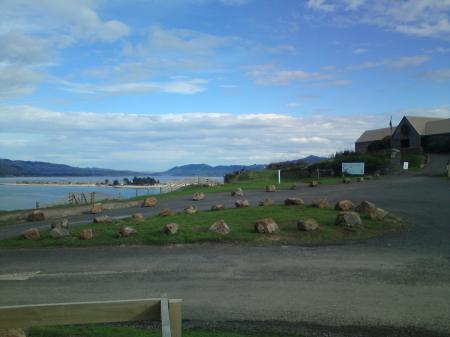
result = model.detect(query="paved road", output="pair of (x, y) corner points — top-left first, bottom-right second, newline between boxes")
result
(1, 176), (450, 336)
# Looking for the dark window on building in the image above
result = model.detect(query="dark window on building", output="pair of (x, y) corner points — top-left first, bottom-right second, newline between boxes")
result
(401, 139), (410, 148)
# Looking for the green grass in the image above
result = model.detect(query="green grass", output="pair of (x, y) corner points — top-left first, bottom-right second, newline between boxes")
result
(401, 154), (426, 169)
(29, 325), (305, 337)
(0, 203), (406, 249)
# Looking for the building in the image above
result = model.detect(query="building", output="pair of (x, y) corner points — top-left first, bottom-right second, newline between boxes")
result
(355, 116), (450, 153)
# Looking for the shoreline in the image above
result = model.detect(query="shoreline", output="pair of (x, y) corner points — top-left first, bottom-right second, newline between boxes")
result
(0, 182), (165, 189)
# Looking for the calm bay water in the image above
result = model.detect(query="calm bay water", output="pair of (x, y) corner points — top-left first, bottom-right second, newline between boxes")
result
(0, 176), (220, 211)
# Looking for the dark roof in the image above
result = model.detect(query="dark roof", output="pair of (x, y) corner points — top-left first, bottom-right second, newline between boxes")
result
(423, 118), (450, 135)
(404, 116), (446, 135)
(356, 127), (392, 143)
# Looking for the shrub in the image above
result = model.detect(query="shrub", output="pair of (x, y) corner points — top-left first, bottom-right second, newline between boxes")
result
(308, 151), (388, 175)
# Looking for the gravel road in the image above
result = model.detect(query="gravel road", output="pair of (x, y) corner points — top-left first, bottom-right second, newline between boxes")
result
(0, 175), (449, 336)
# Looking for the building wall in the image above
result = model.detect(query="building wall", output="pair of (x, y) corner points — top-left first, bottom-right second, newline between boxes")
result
(422, 133), (450, 153)
(391, 117), (422, 151)
(355, 141), (371, 153)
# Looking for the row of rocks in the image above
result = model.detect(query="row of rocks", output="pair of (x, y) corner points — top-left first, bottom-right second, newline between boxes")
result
(334, 199), (388, 220)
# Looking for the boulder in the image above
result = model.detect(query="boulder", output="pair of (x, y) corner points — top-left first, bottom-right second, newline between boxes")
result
(231, 188), (244, 197)
(162, 223), (179, 235)
(254, 218), (279, 233)
(184, 205), (197, 214)
(310, 180), (318, 187)
(297, 218), (320, 231)
(284, 197), (304, 205)
(356, 177), (364, 182)
(368, 208), (388, 221)
(335, 211), (362, 228)
(49, 227), (70, 239)
(159, 208), (174, 216)
(93, 215), (113, 223)
(27, 210), (45, 221)
(258, 198), (274, 206)
(0, 329), (27, 337)
(119, 226), (137, 237)
(289, 185), (297, 190)
(143, 197), (157, 207)
(342, 177), (351, 184)
(335, 200), (354, 211)
(79, 228), (93, 240)
(90, 203), (103, 214)
(209, 219), (230, 235)
(355, 200), (376, 214)
(132, 212), (144, 220)
(235, 199), (249, 208)
(312, 198), (330, 209)
(192, 192), (205, 201)
(50, 218), (69, 229)
(22, 228), (40, 240)
(266, 185), (276, 192)
(211, 204), (225, 211)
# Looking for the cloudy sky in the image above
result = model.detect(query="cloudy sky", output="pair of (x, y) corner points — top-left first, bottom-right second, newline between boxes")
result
(1, 0), (449, 171)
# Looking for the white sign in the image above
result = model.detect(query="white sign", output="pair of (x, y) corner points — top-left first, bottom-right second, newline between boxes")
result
(403, 162), (409, 170)
(342, 162), (365, 176)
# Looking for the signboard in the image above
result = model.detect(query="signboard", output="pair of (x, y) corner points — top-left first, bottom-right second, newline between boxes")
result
(342, 162), (365, 176)
(403, 162), (409, 170)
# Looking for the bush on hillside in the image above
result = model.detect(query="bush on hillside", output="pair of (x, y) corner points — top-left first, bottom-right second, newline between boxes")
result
(308, 151), (388, 175)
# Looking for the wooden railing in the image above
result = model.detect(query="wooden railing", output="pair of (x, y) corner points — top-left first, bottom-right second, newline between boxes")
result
(0, 296), (182, 337)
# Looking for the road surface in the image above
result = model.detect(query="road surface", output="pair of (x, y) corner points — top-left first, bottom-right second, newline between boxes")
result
(1, 175), (449, 336)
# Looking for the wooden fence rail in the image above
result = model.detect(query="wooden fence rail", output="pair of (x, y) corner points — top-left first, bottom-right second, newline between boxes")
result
(0, 297), (182, 337)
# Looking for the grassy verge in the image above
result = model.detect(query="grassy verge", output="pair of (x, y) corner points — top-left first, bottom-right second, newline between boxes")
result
(29, 325), (305, 337)
(0, 203), (405, 249)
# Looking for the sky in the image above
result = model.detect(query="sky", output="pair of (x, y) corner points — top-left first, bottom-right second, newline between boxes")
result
(0, 0), (449, 171)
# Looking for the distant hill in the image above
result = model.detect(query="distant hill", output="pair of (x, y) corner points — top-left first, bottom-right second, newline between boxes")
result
(153, 163), (265, 177)
(267, 155), (327, 169)
(0, 159), (148, 177)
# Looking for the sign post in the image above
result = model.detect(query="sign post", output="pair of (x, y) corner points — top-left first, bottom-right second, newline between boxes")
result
(278, 170), (281, 184)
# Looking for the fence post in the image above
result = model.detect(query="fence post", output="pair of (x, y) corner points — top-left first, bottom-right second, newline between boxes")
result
(169, 299), (182, 337)
(160, 295), (171, 337)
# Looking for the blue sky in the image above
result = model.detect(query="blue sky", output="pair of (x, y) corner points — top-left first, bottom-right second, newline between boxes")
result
(0, 0), (449, 170)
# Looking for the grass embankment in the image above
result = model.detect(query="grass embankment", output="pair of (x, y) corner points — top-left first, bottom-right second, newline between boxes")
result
(29, 325), (304, 337)
(129, 170), (343, 201)
(0, 203), (405, 249)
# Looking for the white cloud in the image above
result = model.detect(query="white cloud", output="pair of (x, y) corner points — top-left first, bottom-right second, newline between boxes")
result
(347, 55), (430, 70)
(352, 48), (367, 55)
(420, 68), (450, 81)
(307, 0), (335, 12)
(220, 0), (249, 5)
(0, 104), (406, 170)
(147, 26), (238, 55)
(0, 0), (130, 44)
(343, 0), (365, 10)
(305, 0), (450, 39)
(60, 78), (208, 95)
(246, 64), (332, 85)
(287, 102), (300, 109)
(0, 64), (42, 98)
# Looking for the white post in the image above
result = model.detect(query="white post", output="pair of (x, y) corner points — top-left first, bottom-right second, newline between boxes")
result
(278, 169), (281, 184)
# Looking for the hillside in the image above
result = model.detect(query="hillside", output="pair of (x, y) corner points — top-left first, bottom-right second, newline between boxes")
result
(154, 164), (265, 177)
(0, 159), (147, 177)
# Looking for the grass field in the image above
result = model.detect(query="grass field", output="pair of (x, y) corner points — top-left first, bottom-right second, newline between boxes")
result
(0, 202), (405, 249)
(29, 325), (305, 337)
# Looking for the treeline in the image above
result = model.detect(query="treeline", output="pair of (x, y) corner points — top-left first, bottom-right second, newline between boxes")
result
(113, 176), (159, 186)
